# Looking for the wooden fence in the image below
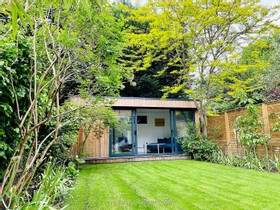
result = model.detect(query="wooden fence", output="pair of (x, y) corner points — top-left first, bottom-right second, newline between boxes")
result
(207, 101), (280, 156)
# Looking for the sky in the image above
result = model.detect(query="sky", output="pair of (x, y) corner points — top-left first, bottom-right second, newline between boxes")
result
(260, 0), (280, 25)
(110, 0), (280, 6)
(261, 0), (280, 6)
(109, 0), (280, 24)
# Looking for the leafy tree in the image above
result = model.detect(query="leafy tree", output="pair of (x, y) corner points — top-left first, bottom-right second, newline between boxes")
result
(0, 34), (31, 181)
(118, 2), (189, 98)
(60, 98), (119, 158)
(122, 0), (278, 134)
(210, 38), (271, 112)
(0, 0), (128, 207)
(214, 33), (280, 112)
(120, 62), (189, 98)
(260, 34), (280, 101)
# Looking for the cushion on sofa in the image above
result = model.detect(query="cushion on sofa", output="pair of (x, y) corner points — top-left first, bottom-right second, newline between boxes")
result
(157, 138), (171, 144)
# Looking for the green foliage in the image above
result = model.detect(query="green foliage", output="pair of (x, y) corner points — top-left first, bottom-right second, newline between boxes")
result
(0, 32), (31, 181)
(261, 34), (280, 101)
(0, 0), (129, 206)
(59, 98), (119, 157)
(121, 0), (278, 133)
(272, 121), (280, 133)
(180, 123), (219, 161)
(120, 60), (189, 98)
(225, 39), (270, 101)
(209, 150), (280, 173)
(119, 4), (188, 98)
(211, 33), (280, 112)
(65, 161), (79, 180)
(235, 104), (270, 153)
(1, 162), (74, 209)
(73, 2), (128, 97)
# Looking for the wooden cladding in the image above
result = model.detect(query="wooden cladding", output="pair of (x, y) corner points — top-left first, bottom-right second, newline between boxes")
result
(73, 126), (110, 158)
(113, 98), (196, 109)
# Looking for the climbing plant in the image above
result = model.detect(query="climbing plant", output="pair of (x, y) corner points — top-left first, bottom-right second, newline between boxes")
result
(235, 104), (270, 154)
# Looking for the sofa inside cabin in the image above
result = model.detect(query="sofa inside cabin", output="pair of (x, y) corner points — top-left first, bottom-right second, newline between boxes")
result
(147, 138), (172, 153)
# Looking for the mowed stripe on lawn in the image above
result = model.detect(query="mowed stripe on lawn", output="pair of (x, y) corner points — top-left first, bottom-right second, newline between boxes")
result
(65, 160), (280, 210)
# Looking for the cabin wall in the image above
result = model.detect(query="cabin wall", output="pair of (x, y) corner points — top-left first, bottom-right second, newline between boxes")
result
(72, 101), (280, 159)
(73, 126), (110, 158)
(71, 97), (197, 158)
(113, 98), (196, 109)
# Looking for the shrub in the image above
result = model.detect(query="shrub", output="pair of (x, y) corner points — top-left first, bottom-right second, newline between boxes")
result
(65, 161), (80, 180)
(1, 161), (77, 209)
(208, 150), (280, 173)
(180, 123), (219, 161)
(0, 33), (31, 182)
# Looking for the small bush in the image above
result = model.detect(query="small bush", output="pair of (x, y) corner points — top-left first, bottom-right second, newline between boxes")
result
(208, 150), (280, 173)
(2, 161), (77, 209)
(180, 123), (219, 161)
(65, 161), (80, 179)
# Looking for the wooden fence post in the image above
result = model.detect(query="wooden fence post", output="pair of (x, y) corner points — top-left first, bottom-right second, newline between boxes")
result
(195, 110), (200, 134)
(77, 126), (84, 156)
(224, 112), (231, 153)
(262, 103), (270, 136)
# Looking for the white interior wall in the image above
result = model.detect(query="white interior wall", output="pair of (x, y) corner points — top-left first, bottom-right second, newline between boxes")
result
(137, 109), (171, 151)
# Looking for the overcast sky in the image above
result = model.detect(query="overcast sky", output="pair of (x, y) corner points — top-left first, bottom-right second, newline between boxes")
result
(110, 0), (280, 6)
(261, 0), (280, 6)
(109, 0), (280, 24)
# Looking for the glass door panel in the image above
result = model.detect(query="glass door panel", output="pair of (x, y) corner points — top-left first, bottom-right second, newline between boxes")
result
(175, 111), (193, 138)
(112, 110), (133, 155)
(171, 110), (194, 153)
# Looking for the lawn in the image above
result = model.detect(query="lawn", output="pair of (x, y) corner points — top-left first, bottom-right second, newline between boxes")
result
(65, 160), (280, 210)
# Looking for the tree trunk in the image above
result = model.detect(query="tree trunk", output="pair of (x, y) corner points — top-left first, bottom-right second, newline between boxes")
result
(195, 100), (208, 135)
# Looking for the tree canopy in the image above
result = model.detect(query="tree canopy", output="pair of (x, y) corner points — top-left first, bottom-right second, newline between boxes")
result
(121, 0), (279, 133)
(0, 0), (129, 207)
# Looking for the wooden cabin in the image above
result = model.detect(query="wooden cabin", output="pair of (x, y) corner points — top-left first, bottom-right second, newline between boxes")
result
(74, 97), (198, 159)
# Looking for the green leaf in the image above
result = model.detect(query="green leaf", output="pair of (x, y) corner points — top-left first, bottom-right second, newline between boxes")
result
(0, 151), (6, 158)
(14, 0), (33, 28)
(0, 103), (13, 116)
(11, 2), (18, 39)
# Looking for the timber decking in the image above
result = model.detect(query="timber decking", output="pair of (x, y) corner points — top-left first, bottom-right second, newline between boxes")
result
(84, 154), (191, 164)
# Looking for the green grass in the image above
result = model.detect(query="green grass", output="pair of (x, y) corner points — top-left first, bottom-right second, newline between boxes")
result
(65, 160), (280, 210)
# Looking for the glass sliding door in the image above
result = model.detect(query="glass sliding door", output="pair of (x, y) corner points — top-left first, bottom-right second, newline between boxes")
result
(110, 109), (137, 156)
(171, 110), (195, 154)
(110, 108), (194, 156)
(137, 109), (171, 154)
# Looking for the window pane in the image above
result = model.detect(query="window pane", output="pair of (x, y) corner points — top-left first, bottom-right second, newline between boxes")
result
(175, 111), (193, 138)
(112, 110), (132, 155)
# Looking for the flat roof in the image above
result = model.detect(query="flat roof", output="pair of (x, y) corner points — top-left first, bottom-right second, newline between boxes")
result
(112, 97), (196, 109)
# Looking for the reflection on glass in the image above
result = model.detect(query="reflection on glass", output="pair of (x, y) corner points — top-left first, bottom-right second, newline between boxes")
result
(175, 111), (193, 152)
(176, 111), (193, 138)
(112, 110), (132, 155)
